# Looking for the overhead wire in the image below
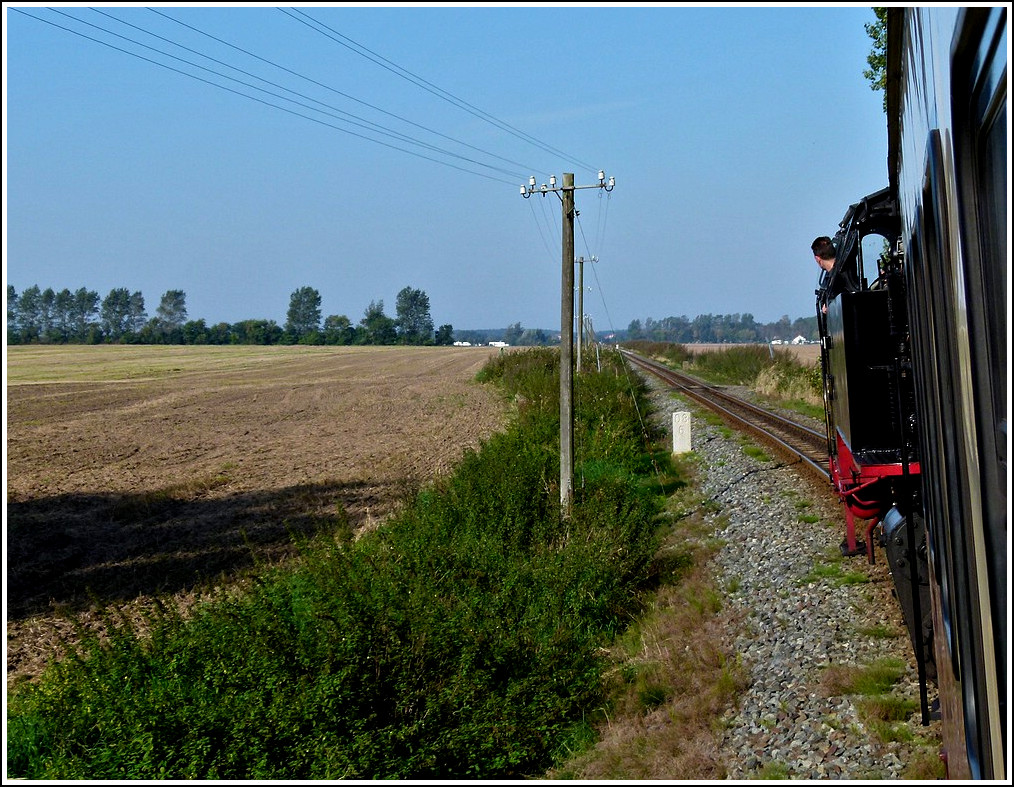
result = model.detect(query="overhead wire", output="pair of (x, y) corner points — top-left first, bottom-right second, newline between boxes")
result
(527, 199), (557, 263)
(81, 8), (525, 179)
(107, 8), (537, 181)
(12, 7), (536, 185)
(147, 7), (540, 178)
(281, 7), (598, 178)
(576, 203), (617, 340)
(593, 186), (612, 261)
(271, 7), (605, 263)
(524, 189), (563, 281)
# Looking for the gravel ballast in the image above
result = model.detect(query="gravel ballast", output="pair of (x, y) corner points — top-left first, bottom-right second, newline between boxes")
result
(641, 375), (942, 780)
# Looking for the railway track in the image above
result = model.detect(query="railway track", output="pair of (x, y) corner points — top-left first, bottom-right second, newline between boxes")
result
(620, 349), (831, 487)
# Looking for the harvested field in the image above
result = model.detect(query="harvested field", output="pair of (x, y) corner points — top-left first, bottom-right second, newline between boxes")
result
(6, 344), (508, 688)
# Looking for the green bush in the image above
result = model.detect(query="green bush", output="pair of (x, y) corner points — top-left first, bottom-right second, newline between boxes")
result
(7, 347), (671, 780)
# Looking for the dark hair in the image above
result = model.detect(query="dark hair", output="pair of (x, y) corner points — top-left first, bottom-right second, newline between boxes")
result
(811, 236), (836, 260)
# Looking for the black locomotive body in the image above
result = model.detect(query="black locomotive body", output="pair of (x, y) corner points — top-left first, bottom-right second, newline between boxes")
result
(816, 187), (919, 556)
(818, 7), (1007, 780)
(816, 184), (937, 693)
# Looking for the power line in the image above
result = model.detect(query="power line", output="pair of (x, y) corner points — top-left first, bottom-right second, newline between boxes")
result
(281, 7), (599, 176)
(85, 9), (515, 173)
(13, 7), (522, 184)
(526, 199), (557, 262)
(578, 213), (619, 339)
(148, 7), (539, 177)
(593, 187), (612, 261)
(77, 8), (528, 180)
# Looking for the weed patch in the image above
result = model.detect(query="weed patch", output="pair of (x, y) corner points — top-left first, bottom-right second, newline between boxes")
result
(742, 444), (770, 463)
(799, 551), (869, 587)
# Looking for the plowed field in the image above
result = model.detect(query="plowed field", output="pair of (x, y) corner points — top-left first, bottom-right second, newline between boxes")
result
(6, 344), (507, 687)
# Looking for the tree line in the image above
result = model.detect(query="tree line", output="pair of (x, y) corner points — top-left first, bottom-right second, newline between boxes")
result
(5, 284), (455, 347)
(6, 284), (819, 347)
(624, 312), (818, 344)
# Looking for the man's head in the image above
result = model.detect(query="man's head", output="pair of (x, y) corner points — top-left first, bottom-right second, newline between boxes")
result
(811, 236), (836, 272)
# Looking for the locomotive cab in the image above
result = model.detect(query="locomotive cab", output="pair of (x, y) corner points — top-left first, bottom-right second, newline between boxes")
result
(816, 188), (935, 683)
(816, 187), (918, 551)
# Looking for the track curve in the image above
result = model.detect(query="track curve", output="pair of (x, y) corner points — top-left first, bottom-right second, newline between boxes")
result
(620, 349), (831, 487)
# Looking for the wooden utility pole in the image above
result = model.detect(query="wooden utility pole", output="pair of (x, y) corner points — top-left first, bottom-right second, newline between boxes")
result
(575, 255), (597, 374)
(576, 256), (584, 374)
(520, 170), (615, 517)
(560, 174), (576, 513)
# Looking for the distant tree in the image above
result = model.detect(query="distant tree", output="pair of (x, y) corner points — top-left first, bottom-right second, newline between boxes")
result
(68, 288), (100, 341)
(503, 321), (523, 346)
(208, 322), (232, 345)
(734, 313), (758, 343)
(658, 315), (691, 343)
(285, 286), (322, 341)
(863, 7), (889, 113)
(154, 289), (188, 338)
(129, 291), (147, 334)
(45, 288), (75, 342)
(38, 288), (58, 341)
(626, 319), (644, 341)
(101, 288), (146, 341)
(137, 319), (159, 345)
(323, 314), (356, 345)
(791, 316), (818, 341)
(358, 300), (397, 345)
(16, 285), (43, 342)
(232, 319), (282, 345)
(691, 314), (713, 343)
(518, 328), (548, 346)
(434, 324), (454, 346)
(395, 286), (434, 345)
(100, 288), (130, 340)
(713, 314), (732, 344)
(7, 285), (20, 343)
(182, 318), (209, 345)
(772, 314), (793, 342)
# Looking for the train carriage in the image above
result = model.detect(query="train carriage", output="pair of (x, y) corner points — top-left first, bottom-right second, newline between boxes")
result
(887, 7), (1007, 781)
(818, 7), (1006, 780)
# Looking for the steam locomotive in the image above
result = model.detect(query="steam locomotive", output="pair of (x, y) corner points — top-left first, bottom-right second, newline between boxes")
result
(815, 7), (1007, 780)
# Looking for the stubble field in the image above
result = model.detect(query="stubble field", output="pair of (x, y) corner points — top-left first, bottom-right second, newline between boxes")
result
(6, 344), (507, 688)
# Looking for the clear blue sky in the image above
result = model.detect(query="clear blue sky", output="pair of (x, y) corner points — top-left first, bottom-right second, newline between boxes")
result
(4, 3), (889, 333)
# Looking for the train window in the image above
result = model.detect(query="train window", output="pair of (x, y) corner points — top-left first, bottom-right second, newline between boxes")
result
(859, 234), (891, 289)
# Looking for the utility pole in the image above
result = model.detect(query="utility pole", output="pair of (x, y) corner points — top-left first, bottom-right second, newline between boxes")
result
(521, 171), (615, 515)
(576, 256), (584, 373)
(560, 173), (576, 515)
(575, 255), (597, 374)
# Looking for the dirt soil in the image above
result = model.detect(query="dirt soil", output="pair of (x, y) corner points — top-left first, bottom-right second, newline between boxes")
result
(6, 344), (508, 689)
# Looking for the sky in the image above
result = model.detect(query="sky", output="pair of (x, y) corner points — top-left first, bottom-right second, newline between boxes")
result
(3, 3), (893, 334)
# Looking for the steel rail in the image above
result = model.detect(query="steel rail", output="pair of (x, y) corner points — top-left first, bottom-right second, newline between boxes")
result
(620, 349), (831, 485)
